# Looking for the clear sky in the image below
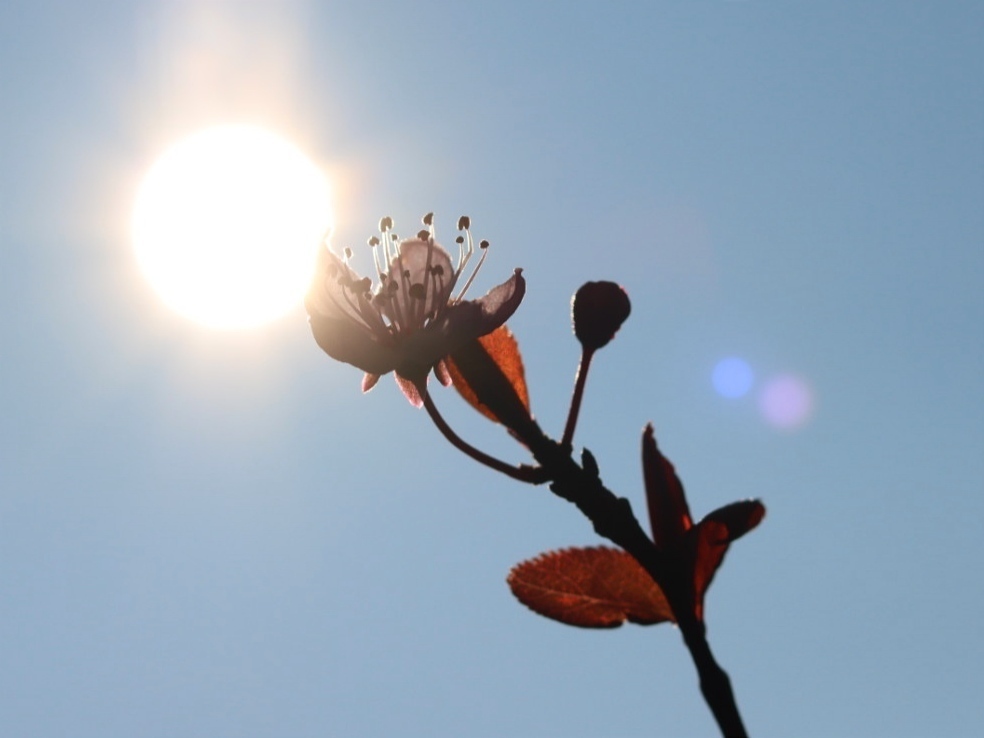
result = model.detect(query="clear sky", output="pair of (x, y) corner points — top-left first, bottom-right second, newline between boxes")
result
(2, 1), (982, 736)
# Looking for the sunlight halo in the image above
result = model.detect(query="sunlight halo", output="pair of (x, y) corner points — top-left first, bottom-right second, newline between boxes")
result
(132, 125), (331, 329)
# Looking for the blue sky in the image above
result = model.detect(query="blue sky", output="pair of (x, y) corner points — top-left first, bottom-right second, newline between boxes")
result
(2, 1), (982, 736)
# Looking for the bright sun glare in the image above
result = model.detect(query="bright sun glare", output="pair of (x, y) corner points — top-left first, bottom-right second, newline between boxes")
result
(132, 124), (332, 329)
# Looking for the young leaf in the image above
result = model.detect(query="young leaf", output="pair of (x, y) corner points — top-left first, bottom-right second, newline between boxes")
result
(702, 499), (766, 542)
(507, 546), (675, 629)
(446, 325), (534, 435)
(691, 500), (766, 620)
(642, 423), (693, 549)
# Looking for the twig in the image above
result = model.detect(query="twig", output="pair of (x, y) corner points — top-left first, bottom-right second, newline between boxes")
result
(422, 390), (545, 484)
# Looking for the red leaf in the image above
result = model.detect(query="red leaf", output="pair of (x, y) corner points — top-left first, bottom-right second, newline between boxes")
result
(691, 500), (766, 621)
(507, 547), (675, 628)
(703, 499), (766, 542)
(642, 424), (693, 548)
(446, 325), (533, 434)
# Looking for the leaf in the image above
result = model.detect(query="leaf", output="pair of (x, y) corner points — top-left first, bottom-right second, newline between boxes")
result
(691, 500), (766, 621)
(641, 424), (693, 548)
(446, 325), (534, 436)
(507, 547), (675, 629)
(702, 499), (766, 542)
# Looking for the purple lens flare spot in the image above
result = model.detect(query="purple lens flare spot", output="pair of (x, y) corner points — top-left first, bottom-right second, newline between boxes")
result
(759, 374), (815, 430)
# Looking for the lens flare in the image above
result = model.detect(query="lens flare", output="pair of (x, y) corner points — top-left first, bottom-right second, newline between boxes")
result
(712, 357), (754, 398)
(758, 374), (815, 430)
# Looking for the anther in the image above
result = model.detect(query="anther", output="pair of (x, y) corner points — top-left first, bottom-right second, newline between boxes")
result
(457, 215), (471, 231)
(455, 236), (465, 244)
(417, 229), (429, 240)
(479, 240), (489, 249)
(409, 283), (426, 300)
(344, 247), (353, 259)
(379, 216), (393, 232)
(422, 212), (434, 226)
(368, 236), (380, 247)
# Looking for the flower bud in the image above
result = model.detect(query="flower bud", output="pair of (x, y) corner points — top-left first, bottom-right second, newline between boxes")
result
(571, 281), (631, 351)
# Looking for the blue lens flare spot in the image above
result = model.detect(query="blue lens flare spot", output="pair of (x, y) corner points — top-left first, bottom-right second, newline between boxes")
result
(712, 357), (754, 398)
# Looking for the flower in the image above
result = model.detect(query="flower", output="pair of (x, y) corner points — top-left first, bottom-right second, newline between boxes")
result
(642, 424), (765, 622)
(306, 214), (525, 407)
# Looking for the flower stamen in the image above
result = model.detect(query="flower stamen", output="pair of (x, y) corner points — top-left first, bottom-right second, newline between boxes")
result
(455, 238), (490, 303)
(331, 260), (378, 332)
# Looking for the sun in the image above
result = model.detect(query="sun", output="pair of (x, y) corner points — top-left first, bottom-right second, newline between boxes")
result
(132, 125), (332, 329)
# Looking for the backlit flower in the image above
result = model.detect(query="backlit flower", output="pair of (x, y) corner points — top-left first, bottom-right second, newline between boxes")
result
(306, 214), (525, 407)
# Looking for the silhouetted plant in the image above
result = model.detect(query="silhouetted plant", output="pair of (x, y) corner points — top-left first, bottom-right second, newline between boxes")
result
(306, 214), (765, 738)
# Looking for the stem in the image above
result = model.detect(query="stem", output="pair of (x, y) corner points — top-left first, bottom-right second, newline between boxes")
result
(437, 337), (751, 733)
(678, 619), (748, 738)
(422, 390), (544, 484)
(522, 436), (749, 738)
(560, 348), (594, 449)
